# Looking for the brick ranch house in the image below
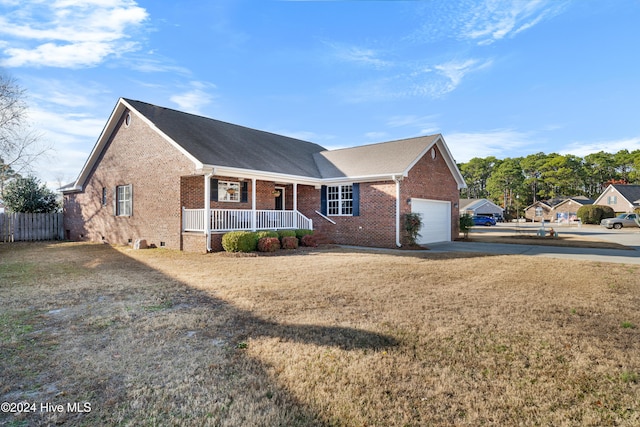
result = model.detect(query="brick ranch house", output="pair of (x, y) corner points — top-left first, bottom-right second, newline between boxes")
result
(61, 98), (466, 252)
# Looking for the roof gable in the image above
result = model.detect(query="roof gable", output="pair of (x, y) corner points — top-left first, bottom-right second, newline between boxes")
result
(552, 197), (594, 210)
(314, 135), (436, 178)
(459, 198), (502, 211)
(314, 134), (466, 187)
(594, 184), (640, 207)
(611, 184), (640, 205)
(524, 200), (553, 210)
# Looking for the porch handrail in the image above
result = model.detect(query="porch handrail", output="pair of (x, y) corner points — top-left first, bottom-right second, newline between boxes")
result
(314, 210), (336, 224)
(183, 207), (206, 232)
(182, 208), (312, 232)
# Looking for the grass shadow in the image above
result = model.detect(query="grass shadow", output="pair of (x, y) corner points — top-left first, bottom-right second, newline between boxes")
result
(0, 242), (396, 426)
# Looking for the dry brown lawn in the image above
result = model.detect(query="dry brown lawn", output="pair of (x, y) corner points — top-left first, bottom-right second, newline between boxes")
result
(1, 241), (639, 426)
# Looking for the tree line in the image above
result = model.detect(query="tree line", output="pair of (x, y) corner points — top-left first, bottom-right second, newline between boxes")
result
(458, 150), (640, 214)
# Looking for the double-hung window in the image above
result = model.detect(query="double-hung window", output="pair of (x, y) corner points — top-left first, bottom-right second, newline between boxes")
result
(218, 181), (241, 202)
(327, 184), (353, 216)
(115, 184), (132, 216)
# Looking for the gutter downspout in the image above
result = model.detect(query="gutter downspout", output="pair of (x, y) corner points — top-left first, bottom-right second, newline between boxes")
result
(204, 172), (213, 252)
(393, 175), (402, 247)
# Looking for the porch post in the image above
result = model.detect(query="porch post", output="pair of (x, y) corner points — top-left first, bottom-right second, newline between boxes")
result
(293, 182), (298, 228)
(293, 183), (298, 211)
(204, 173), (213, 251)
(251, 178), (257, 231)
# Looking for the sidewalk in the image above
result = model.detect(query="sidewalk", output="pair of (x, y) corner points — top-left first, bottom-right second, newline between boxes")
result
(427, 240), (640, 265)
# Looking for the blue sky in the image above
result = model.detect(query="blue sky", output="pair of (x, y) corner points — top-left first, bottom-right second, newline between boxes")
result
(1, 0), (640, 188)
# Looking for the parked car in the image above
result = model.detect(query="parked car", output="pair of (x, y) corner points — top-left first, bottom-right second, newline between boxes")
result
(600, 213), (640, 229)
(472, 215), (496, 226)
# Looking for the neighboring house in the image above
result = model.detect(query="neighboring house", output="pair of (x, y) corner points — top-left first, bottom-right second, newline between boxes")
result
(594, 184), (640, 213)
(524, 200), (553, 222)
(552, 197), (594, 223)
(62, 98), (466, 252)
(524, 197), (594, 222)
(459, 198), (503, 218)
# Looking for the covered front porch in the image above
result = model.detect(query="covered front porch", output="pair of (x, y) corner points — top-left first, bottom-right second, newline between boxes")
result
(180, 172), (316, 239)
(182, 208), (313, 232)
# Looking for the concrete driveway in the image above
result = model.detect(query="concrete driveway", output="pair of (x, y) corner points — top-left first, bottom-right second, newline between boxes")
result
(429, 223), (640, 265)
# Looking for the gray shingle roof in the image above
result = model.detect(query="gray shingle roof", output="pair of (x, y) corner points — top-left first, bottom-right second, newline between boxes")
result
(612, 184), (640, 206)
(63, 98), (465, 192)
(313, 135), (439, 178)
(126, 99), (326, 178)
(127, 99), (443, 181)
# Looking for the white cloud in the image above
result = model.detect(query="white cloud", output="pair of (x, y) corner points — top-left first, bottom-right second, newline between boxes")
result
(433, 58), (492, 92)
(128, 56), (191, 75)
(445, 129), (535, 163)
(409, 0), (567, 46)
(407, 57), (493, 98)
(26, 106), (109, 189)
(30, 107), (106, 141)
(559, 137), (640, 158)
(385, 114), (440, 135)
(461, 0), (568, 45)
(170, 81), (218, 115)
(327, 42), (392, 69)
(339, 57), (491, 102)
(0, 0), (148, 68)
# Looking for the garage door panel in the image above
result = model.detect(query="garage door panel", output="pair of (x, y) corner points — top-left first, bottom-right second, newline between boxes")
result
(411, 199), (451, 244)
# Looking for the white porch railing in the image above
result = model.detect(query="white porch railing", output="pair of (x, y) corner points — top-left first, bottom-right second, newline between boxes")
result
(182, 208), (313, 232)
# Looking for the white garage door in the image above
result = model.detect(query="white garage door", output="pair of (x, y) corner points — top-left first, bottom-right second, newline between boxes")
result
(411, 198), (451, 244)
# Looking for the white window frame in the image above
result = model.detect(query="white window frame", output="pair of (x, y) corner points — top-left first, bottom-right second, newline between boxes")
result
(327, 184), (353, 216)
(607, 195), (617, 205)
(218, 180), (241, 202)
(116, 184), (132, 216)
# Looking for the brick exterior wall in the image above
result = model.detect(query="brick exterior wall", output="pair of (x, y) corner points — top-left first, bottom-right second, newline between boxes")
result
(63, 109), (198, 250)
(297, 145), (460, 248)
(524, 203), (552, 222)
(180, 176), (292, 210)
(553, 200), (583, 222)
(401, 146), (460, 242)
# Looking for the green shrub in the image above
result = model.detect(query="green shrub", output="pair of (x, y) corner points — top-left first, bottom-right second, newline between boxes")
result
(295, 229), (314, 239)
(222, 231), (258, 252)
(256, 230), (279, 239)
(460, 213), (474, 239)
(577, 205), (615, 224)
(277, 230), (297, 240)
(403, 213), (422, 245)
(281, 236), (299, 249)
(300, 234), (318, 247)
(257, 237), (280, 252)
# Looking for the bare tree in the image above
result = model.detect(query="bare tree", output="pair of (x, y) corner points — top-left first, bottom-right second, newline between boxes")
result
(0, 70), (49, 195)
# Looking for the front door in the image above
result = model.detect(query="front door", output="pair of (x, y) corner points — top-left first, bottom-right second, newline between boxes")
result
(275, 187), (285, 210)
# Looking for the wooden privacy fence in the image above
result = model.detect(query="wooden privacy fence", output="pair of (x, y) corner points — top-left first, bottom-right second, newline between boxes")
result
(0, 212), (64, 242)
